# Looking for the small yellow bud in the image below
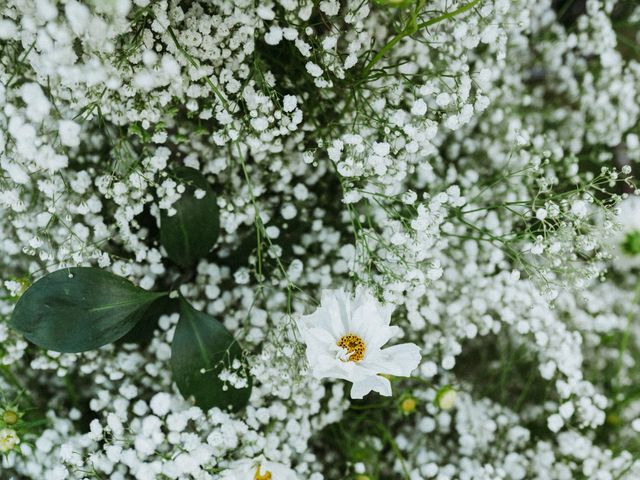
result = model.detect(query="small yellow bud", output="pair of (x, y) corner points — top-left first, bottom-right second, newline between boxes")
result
(355, 476), (371, 480)
(400, 397), (417, 414)
(2, 410), (18, 426)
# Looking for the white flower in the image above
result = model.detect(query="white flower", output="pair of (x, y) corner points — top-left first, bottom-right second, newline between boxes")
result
(436, 388), (457, 410)
(535, 208), (547, 221)
(298, 288), (421, 399)
(411, 99), (427, 116)
(264, 26), (283, 45)
(220, 457), (298, 480)
(149, 392), (172, 416)
(570, 200), (588, 218)
(305, 62), (323, 78)
(58, 119), (81, 147)
(0, 428), (20, 452)
(283, 95), (297, 113)
(547, 413), (564, 433)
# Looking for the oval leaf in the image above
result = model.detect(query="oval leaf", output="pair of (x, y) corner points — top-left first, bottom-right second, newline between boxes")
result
(10, 268), (166, 353)
(117, 296), (178, 347)
(171, 298), (252, 411)
(160, 167), (220, 268)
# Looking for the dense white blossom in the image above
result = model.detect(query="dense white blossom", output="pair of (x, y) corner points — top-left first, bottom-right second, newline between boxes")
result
(1, 0), (640, 478)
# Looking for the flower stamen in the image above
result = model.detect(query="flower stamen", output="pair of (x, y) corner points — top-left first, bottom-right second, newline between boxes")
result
(254, 465), (272, 480)
(337, 334), (366, 362)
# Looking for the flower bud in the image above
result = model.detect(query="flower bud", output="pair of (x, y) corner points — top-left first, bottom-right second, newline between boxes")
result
(435, 386), (457, 410)
(2, 410), (18, 426)
(400, 396), (417, 414)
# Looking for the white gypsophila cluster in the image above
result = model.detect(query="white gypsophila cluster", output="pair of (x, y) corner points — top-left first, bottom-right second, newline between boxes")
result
(2, 0), (640, 479)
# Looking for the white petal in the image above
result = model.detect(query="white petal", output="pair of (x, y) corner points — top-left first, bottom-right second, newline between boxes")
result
(322, 291), (350, 337)
(350, 303), (380, 340)
(364, 343), (422, 377)
(322, 288), (351, 321)
(298, 310), (323, 333)
(303, 326), (337, 347)
(310, 357), (346, 380)
(365, 324), (398, 353)
(300, 304), (342, 340)
(311, 356), (372, 382)
(350, 374), (392, 399)
(354, 287), (395, 325)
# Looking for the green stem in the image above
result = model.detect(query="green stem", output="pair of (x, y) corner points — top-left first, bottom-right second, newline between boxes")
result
(166, 26), (228, 109)
(0, 365), (27, 392)
(378, 423), (411, 479)
(361, 1), (425, 81)
(361, 0), (482, 80)
(415, 0), (483, 29)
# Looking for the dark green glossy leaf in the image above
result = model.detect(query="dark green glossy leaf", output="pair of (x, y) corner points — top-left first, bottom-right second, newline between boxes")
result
(160, 167), (219, 268)
(10, 268), (166, 353)
(171, 297), (251, 411)
(117, 296), (178, 347)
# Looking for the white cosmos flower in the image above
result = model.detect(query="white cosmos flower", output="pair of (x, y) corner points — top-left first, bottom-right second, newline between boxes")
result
(219, 457), (298, 480)
(298, 288), (422, 399)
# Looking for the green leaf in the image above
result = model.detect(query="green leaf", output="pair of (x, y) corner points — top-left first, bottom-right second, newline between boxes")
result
(117, 296), (178, 347)
(10, 268), (166, 353)
(171, 297), (251, 411)
(160, 167), (220, 268)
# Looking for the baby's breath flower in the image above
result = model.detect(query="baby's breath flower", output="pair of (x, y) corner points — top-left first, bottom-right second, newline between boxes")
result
(0, 428), (20, 453)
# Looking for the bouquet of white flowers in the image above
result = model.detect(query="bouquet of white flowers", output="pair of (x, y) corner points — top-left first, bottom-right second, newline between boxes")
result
(2, 0), (640, 479)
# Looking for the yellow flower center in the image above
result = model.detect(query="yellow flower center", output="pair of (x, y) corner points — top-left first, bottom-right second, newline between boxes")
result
(337, 334), (366, 362)
(254, 465), (272, 480)
(401, 397), (417, 414)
